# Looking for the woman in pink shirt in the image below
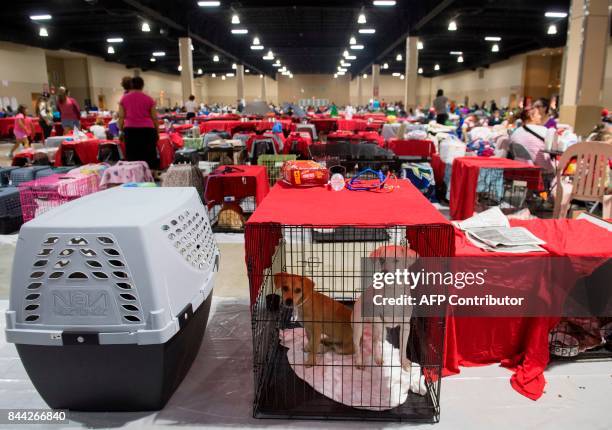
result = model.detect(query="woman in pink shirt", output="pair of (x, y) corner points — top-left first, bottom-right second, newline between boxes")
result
(56, 87), (81, 131)
(118, 76), (159, 169)
(10, 105), (32, 157)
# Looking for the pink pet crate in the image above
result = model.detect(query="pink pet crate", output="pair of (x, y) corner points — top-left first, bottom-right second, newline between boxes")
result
(18, 173), (100, 222)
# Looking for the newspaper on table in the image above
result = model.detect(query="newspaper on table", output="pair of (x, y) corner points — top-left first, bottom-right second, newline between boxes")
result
(453, 207), (547, 253)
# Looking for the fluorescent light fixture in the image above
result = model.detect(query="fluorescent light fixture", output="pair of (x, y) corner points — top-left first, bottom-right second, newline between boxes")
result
(232, 63), (237, 69)
(338, 67), (347, 72)
(343, 50), (349, 57)
(107, 37), (124, 43)
(231, 28), (248, 34)
(231, 14), (240, 24)
(251, 45), (264, 50)
(152, 51), (165, 57)
(351, 44), (364, 50)
(545, 11), (567, 18)
(341, 61), (351, 67)
(107, 45), (115, 54)
(213, 54), (219, 62)
(39, 27), (48, 37)
(450, 51), (462, 55)
(221, 75), (226, 80)
(418, 67), (423, 74)
(30, 14), (52, 21)
(197, 68), (203, 74)
(337, 71), (346, 76)
(547, 24), (557, 35)
(272, 63), (281, 68)
(141, 22), (151, 32)
(392, 72), (400, 76)
(396, 53), (402, 61)
(484, 36), (501, 42)
(492, 43), (500, 52)
(226, 73), (234, 77)
(448, 20), (457, 31)
(358, 13), (366, 24)
(417, 41), (424, 50)
(434, 64), (440, 71)
(178, 65), (182, 71)
(150, 57), (156, 62)
(359, 28), (376, 34)
(253, 37), (260, 45)
(363, 73), (367, 79)
(457, 56), (464, 63)
(211, 73), (216, 77)
(382, 63), (389, 69)
(346, 55), (356, 60)
(198, 1), (220, 6)
(373, 0), (396, 5)
(349, 36), (356, 45)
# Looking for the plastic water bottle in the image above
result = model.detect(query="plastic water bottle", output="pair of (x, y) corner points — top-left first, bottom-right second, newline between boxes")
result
(330, 173), (345, 191)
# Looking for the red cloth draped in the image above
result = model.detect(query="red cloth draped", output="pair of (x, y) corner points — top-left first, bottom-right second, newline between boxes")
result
(386, 139), (436, 158)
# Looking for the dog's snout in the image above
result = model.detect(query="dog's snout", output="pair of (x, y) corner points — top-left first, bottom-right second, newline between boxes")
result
(284, 298), (293, 306)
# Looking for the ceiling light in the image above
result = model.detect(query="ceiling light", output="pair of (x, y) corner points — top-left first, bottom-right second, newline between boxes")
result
(351, 44), (364, 50)
(245, 69), (249, 73)
(289, 74), (293, 79)
(178, 65), (182, 71)
(251, 45), (264, 50)
(197, 68), (203, 74)
(259, 74), (263, 78)
(226, 73), (234, 77)
(341, 61), (351, 67)
(264, 50), (274, 59)
(253, 37), (260, 45)
(345, 55), (356, 60)
(191, 44), (194, 51)
(434, 64), (440, 71)
(383, 63), (389, 69)
(492, 44), (500, 52)
(373, 0), (396, 5)
(350, 36), (357, 45)
(457, 56), (464, 63)
(450, 51), (462, 55)
(448, 20), (457, 31)
(221, 75), (226, 80)
(363, 73), (367, 79)
(484, 36), (501, 42)
(213, 54), (219, 62)
(418, 67), (423, 74)
(338, 67), (347, 72)
(343, 50), (349, 57)
(107, 37), (124, 43)
(107, 46), (115, 54)
(392, 72), (400, 77)
(400, 74), (404, 80)
(545, 11), (568, 18)
(359, 28), (376, 34)
(272, 63), (281, 68)
(141, 22), (151, 32)
(39, 27), (48, 37)
(396, 53), (402, 61)
(150, 57), (156, 62)
(212, 73), (216, 77)
(334, 74), (338, 78)
(152, 51), (165, 56)
(198, 1), (220, 6)
(231, 14), (240, 24)
(30, 14), (52, 21)
(547, 24), (557, 35)
(232, 63), (237, 69)
(338, 71), (346, 76)
(417, 41), (424, 50)
(231, 28), (248, 34)
(358, 13), (366, 24)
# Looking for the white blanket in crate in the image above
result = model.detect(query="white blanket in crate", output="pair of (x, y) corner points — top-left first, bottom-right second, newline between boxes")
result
(280, 326), (427, 410)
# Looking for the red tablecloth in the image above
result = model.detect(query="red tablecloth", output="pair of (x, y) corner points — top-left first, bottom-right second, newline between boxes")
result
(447, 218), (612, 400)
(336, 119), (368, 132)
(80, 116), (111, 129)
(309, 118), (337, 134)
(245, 179), (455, 305)
(0, 117), (42, 139)
(386, 138), (436, 158)
(200, 120), (242, 134)
(205, 165), (270, 209)
(256, 119), (295, 133)
(450, 157), (543, 220)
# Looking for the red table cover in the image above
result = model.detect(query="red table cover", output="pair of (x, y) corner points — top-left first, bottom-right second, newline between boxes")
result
(205, 165), (270, 209)
(447, 218), (612, 400)
(386, 138), (436, 158)
(0, 117), (42, 139)
(336, 119), (367, 132)
(450, 157), (543, 220)
(309, 118), (337, 134)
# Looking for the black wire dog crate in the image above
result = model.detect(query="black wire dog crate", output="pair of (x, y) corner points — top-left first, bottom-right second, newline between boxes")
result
(475, 167), (544, 215)
(247, 222), (453, 422)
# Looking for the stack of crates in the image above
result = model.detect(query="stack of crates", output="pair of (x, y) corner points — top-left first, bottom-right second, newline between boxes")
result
(257, 154), (297, 186)
(5, 187), (220, 411)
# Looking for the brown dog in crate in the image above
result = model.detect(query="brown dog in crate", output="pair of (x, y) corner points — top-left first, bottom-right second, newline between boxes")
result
(274, 272), (354, 367)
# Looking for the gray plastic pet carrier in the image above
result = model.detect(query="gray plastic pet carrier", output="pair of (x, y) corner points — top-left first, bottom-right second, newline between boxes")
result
(5, 187), (220, 411)
(0, 186), (23, 233)
(10, 168), (36, 186)
(0, 166), (19, 186)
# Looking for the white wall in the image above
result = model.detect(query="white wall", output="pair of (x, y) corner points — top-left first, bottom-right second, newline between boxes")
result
(0, 41), (48, 110)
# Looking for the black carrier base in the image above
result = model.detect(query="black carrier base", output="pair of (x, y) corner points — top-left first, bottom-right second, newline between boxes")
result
(16, 293), (213, 412)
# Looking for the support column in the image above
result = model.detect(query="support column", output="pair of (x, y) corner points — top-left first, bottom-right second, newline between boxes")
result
(357, 75), (363, 106)
(404, 36), (419, 110)
(178, 37), (195, 104)
(559, 0), (610, 136)
(236, 64), (245, 103)
(261, 75), (267, 101)
(371, 64), (380, 102)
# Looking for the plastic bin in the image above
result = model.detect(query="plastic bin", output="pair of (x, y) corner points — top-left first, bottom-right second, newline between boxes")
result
(5, 187), (219, 411)
(0, 186), (23, 233)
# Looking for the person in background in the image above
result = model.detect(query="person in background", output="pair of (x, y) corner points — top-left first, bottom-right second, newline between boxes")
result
(121, 76), (132, 95)
(107, 112), (120, 138)
(490, 100), (498, 113)
(488, 109), (503, 126)
(89, 117), (107, 140)
(510, 107), (553, 173)
(433, 89), (448, 124)
(118, 76), (159, 169)
(36, 94), (53, 141)
(10, 105), (32, 157)
(185, 95), (197, 120)
(56, 87), (81, 131)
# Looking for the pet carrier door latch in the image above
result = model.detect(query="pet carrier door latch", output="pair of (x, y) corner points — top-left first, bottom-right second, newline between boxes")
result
(62, 332), (100, 345)
(177, 304), (194, 330)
